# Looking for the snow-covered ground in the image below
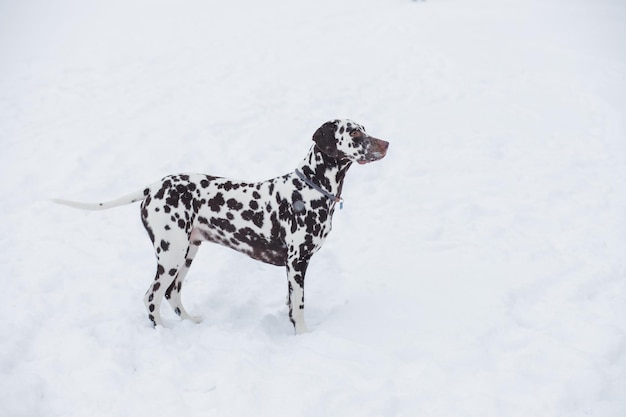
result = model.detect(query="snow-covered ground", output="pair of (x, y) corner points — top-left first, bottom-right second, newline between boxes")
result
(1, 0), (625, 415)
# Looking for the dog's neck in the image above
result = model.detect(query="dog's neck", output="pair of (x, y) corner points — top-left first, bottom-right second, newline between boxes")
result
(296, 145), (352, 200)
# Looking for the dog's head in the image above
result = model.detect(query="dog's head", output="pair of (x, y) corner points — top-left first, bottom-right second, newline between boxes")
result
(312, 119), (389, 164)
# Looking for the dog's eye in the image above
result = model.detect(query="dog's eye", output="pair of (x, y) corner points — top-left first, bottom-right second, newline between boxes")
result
(350, 131), (364, 144)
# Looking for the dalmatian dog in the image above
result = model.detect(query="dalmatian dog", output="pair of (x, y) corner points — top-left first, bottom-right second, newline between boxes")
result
(54, 119), (389, 334)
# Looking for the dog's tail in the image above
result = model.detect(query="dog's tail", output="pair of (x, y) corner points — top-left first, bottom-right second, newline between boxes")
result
(52, 188), (147, 211)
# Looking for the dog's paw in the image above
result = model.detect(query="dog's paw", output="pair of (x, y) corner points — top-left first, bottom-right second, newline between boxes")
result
(294, 322), (310, 335)
(187, 315), (204, 324)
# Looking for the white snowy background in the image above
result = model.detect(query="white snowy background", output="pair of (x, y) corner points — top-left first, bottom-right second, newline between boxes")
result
(1, 0), (625, 416)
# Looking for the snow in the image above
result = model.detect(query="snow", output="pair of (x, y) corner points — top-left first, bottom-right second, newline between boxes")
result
(1, 0), (625, 416)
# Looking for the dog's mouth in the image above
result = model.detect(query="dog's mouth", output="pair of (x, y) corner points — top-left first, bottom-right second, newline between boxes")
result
(358, 153), (383, 164)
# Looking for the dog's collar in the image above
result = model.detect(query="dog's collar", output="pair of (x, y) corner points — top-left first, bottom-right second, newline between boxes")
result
(295, 169), (344, 209)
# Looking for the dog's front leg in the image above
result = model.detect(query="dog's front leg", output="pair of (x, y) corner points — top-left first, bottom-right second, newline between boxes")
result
(286, 251), (311, 335)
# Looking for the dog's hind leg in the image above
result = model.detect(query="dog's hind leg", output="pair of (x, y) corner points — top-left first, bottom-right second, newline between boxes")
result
(165, 243), (202, 323)
(143, 268), (169, 327)
(143, 236), (191, 327)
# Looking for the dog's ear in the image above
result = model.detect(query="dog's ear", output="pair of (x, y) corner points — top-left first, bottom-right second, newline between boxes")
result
(312, 121), (339, 157)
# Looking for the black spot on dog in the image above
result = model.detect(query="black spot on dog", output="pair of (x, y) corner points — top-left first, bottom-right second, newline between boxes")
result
(241, 210), (264, 227)
(227, 198), (243, 211)
(252, 211), (264, 228)
(304, 211), (320, 235)
(270, 212), (286, 242)
(181, 191), (193, 210)
(210, 217), (236, 233)
(154, 180), (172, 200)
(318, 208), (329, 223)
(208, 193), (225, 212)
(294, 273), (304, 287)
(165, 190), (179, 208)
(241, 210), (253, 221)
(192, 198), (204, 213)
(278, 198), (292, 220)
(310, 197), (327, 210)
(160, 240), (170, 252)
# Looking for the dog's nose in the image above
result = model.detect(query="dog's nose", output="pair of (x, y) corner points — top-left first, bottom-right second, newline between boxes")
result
(371, 138), (389, 153)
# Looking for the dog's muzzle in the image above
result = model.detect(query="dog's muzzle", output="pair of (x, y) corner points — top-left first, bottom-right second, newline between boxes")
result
(358, 137), (389, 164)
